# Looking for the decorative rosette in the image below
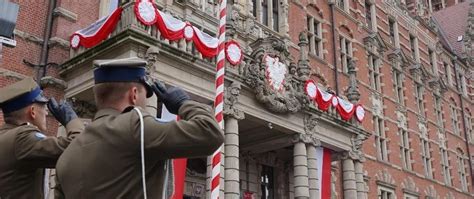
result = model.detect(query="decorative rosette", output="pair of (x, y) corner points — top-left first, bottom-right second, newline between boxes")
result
(355, 105), (365, 122)
(304, 80), (318, 99)
(225, 40), (243, 66)
(134, 0), (158, 25)
(183, 24), (194, 40)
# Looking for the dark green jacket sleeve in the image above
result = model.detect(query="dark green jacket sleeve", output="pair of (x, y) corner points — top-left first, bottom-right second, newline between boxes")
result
(131, 101), (224, 159)
(14, 118), (84, 168)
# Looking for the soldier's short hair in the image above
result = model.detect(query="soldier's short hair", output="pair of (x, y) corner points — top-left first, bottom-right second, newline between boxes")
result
(93, 82), (145, 109)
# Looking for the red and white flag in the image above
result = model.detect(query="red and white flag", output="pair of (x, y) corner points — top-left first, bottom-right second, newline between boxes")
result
(315, 147), (332, 199)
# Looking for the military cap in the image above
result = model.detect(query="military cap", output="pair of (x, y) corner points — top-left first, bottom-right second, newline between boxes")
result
(93, 57), (153, 97)
(0, 77), (49, 114)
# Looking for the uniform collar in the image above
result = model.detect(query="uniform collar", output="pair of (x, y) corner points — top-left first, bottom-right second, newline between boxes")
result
(93, 108), (122, 120)
(0, 122), (33, 131)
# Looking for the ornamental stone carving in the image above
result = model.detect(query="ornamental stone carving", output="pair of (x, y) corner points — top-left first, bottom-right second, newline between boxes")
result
(349, 134), (367, 161)
(224, 82), (245, 120)
(245, 36), (305, 113)
(145, 46), (160, 74)
(401, 177), (419, 193)
(375, 169), (396, 186)
(70, 99), (97, 119)
(397, 111), (407, 130)
(424, 185), (439, 199)
(292, 133), (320, 146)
(304, 113), (319, 135)
(371, 95), (383, 117)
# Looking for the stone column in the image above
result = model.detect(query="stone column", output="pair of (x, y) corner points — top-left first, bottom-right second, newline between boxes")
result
(306, 137), (321, 199)
(355, 160), (366, 199)
(342, 154), (357, 199)
(223, 82), (245, 199)
(293, 134), (310, 199)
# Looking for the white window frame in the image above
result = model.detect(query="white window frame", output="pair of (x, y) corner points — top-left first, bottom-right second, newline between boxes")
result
(404, 193), (419, 199)
(434, 95), (444, 129)
(457, 150), (468, 192)
(400, 129), (412, 170)
(375, 116), (388, 161)
(378, 186), (395, 199)
(336, 0), (350, 12)
(365, 0), (376, 32)
(307, 15), (323, 58)
(440, 146), (452, 186)
(340, 36), (353, 73)
(450, 104), (460, 135)
(420, 135), (433, 178)
(252, 0), (281, 32)
(428, 49), (437, 74)
(464, 111), (473, 143)
(415, 83), (424, 115)
(409, 34), (420, 62)
(369, 55), (381, 91)
(393, 68), (404, 105)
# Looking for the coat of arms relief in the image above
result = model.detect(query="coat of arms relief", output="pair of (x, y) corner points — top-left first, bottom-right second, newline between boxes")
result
(244, 36), (309, 113)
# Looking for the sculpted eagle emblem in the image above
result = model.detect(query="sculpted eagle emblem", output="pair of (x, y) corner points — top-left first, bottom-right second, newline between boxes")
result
(264, 55), (287, 92)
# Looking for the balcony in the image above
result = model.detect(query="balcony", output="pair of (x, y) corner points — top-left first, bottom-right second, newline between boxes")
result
(67, 1), (217, 67)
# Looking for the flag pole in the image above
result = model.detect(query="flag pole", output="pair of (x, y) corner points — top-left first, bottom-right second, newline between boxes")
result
(211, 0), (227, 198)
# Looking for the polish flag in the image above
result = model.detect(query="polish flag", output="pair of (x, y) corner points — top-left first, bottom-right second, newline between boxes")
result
(316, 147), (332, 199)
(158, 105), (187, 199)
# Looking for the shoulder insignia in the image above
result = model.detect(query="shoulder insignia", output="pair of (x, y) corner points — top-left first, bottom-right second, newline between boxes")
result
(34, 132), (46, 140)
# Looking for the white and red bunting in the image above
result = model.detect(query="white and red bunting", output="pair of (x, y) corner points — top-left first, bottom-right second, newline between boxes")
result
(140, 4), (219, 57)
(225, 40), (243, 66)
(336, 97), (355, 121)
(316, 88), (333, 111)
(135, 0), (157, 25)
(264, 55), (287, 92)
(70, 7), (123, 49)
(304, 80), (364, 122)
(304, 80), (317, 99)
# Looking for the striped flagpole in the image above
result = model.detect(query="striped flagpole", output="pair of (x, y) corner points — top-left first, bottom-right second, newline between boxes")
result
(211, 0), (227, 199)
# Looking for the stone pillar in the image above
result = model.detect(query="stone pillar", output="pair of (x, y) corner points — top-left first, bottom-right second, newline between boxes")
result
(306, 141), (319, 199)
(342, 154), (357, 199)
(355, 161), (366, 199)
(223, 82), (245, 199)
(293, 134), (310, 199)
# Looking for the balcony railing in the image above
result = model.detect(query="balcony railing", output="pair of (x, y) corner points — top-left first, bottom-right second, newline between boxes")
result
(70, 2), (216, 65)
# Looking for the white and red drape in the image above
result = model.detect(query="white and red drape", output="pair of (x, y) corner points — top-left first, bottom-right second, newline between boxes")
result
(304, 80), (365, 122)
(70, 7), (123, 49)
(316, 147), (332, 199)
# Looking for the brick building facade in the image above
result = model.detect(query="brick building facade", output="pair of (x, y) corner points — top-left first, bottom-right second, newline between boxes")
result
(1, 0), (473, 198)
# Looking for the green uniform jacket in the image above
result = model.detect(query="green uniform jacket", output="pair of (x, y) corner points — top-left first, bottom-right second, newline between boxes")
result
(55, 101), (224, 199)
(0, 119), (84, 199)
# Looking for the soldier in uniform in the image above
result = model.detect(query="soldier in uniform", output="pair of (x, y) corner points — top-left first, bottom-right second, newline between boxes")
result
(55, 57), (224, 198)
(0, 77), (84, 198)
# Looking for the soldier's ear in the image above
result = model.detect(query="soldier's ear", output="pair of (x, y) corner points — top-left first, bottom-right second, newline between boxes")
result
(130, 86), (139, 106)
(28, 105), (36, 120)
